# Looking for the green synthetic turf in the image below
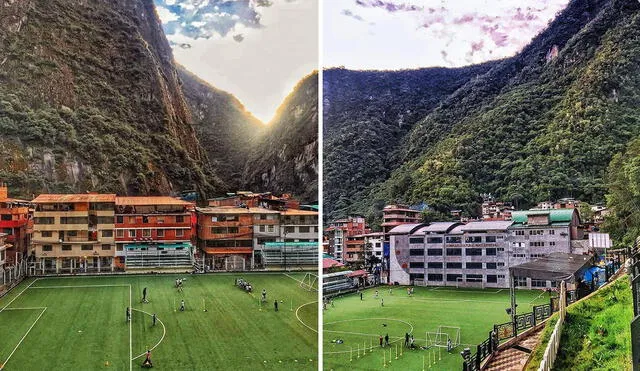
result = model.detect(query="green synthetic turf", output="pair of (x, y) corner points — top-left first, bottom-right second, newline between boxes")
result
(323, 286), (551, 371)
(0, 273), (318, 370)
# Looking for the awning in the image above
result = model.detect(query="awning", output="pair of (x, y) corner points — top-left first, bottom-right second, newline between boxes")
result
(124, 242), (192, 249)
(323, 257), (344, 269)
(347, 270), (368, 277)
(204, 248), (252, 255)
(509, 252), (593, 282)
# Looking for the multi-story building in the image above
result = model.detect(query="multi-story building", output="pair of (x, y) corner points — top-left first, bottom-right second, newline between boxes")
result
(381, 204), (422, 238)
(0, 233), (7, 269)
(390, 211), (585, 289)
(362, 232), (384, 260)
(345, 234), (366, 265)
(0, 185), (31, 265)
(252, 208), (281, 266)
(114, 197), (195, 271)
(325, 215), (368, 262)
(31, 194), (116, 274)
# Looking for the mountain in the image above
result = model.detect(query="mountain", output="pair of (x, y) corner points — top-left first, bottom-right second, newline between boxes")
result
(0, 0), (220, 199)
(325, 0), (640, 226)
(323, 64), (496, 220)
(244, 72), (319, 203)
(178, 66), (265, 190)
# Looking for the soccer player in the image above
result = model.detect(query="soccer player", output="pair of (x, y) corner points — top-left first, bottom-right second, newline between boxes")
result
(142, 349), (153, 368)
(152, 313), (157, 326)
(180, 300), (185, 312)
(142, 287), (148, 303)
(447, 338), (452, 352)
(274, 300), (279, 311)
(126, 307), (131, 322)
(375, 290), (378, 298)
(405, 332), (409, 347)
(379, 335), (383, 347)
(381, 298), (384, 307)
(360, 292), (363, 300)
(385, 334), (389, 346)
(262, 289), (267, 301)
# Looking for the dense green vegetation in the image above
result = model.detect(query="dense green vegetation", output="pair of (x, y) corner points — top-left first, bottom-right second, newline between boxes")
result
(553, 276), (632, 370)
(244, 72), (319, 203)
(325, 0), (640, 227)
(0, 273), (317, 370)
(0, 0), (219, 199)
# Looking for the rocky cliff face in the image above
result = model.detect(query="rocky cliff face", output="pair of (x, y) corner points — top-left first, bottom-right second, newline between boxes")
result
(243, 72), (319, 202)
(0, 0), (219, 198)
(178, 66), (265, 190)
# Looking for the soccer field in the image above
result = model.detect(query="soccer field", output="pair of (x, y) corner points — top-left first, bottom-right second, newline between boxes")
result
(0, 273), (318, 370)
(323, 286), (551, 370)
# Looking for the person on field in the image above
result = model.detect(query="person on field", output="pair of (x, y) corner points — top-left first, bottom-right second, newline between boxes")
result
(142, 349), (153, 368)
(180, 300), (185, 312)
(262, 289), (267, 301)
(360, 292), (363, 300)
(381, 298), (384, 307)
(385, 334), (389, 346)
(405, 332), (409, 347)
(274, 300), (279, 312)
(379, 335), (383, 347)
(142, 287), (148, 303)
(152, 313), (157, 326)
(126, 307), (131, 322)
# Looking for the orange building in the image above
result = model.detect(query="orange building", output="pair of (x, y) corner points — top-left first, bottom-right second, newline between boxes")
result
(31, 194), (116, 274)
(0, 184), (31, 266)
(115, 196), (195, 271)
(197, 207), (255, 270)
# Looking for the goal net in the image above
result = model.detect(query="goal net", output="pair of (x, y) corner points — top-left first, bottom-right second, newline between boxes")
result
(456, 277), (484, 289)
(300, 272), (318, 292)
(425, 326), (461, 349)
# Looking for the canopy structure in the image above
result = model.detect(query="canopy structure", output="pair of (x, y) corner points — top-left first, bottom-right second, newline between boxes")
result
(124, 242), (192, 249)
(509, 252), (593, 283)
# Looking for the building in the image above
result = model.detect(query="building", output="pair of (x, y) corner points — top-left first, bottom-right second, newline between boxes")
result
(389, 210), (586, 288)
(362, 232), (384, 260)
(31, 194), (116, 274)
(381, 204), (422, 238)
(114, 196), (195, 271)
(325, 215), (368, 262)
(196, 206), (319, 271)
(344, 234), (366, 265)
(0, 185), (31, 265)
(0, 233), (7, 268)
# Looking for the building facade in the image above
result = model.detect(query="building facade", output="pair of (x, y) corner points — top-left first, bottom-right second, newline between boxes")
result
(32, 194), (116, 274)
(0, 185), (31, 265)
(325, 215), (368, 262)
(114, 197), (195, 270)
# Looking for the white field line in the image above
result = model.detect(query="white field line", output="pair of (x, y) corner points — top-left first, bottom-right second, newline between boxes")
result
(0, 279), (40, 314)
(323, 318), (415, 354)
(0, 307), (47, 370)
(129, 285), (132, 371)
(2, 307), (47, 311)
(130, 308), (166, 361)
(29, 284), (131, 289)
(283, 273), (304, 284)
(295, 301), (318, 333)
(399, 296), (508, 305)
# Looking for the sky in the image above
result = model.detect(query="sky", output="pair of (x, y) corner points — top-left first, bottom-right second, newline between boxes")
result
(324, 0), (570, 70)
(154, 0), (318, 123)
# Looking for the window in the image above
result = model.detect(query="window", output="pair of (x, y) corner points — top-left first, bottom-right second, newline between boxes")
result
(446, 274), (462, 282)
(512, 253), (526, 258)
(128, 216), (136, 224)
(62, 245), (72, 251)
(102, 230), (113, 238)
(409, 262), (424, 268)
(486, 275), (498, 283)
(486, 262), (497, 269)
(176, 229), (184, 238)
(176, 215), (185, 223)
(116, 230), (124, 238)
(0, 214), (11, 221)
(116, 216), (124, 223)
(532, 279), (547, 288)
(42, 245), (53, 251)
(285, 226), (295, 234)
(446, 236), (462, 244)
(485, 236), (497, 243)
(267, 225), (274, 233)
(409, 273), (424, 280)
(427, 262), (443, 269)
(465, 248), (482, 256)
(497, 262), (505, 267)
(142, 215), (149, 223)
(142, 229), (151, 237)
(409, 249), (424, 256)
(427, 237), (443, 244)
(466, 262), (482, 269)
(549, 241), (556, 246)
(101, 244), (111, 250)
(67, 231), (77, 237)
(299, 226), (310, 233)
(41, 231), (53, 238)
(446, 248), (462, 256)
(515, 276), (527, 287)
(529, 230), (544, 235)
(128, 230), (136, 238)
(409, 237), (424, 244)
(446, 262), (462, 269)
(514, 230), (525, 236)
(465, 236), (482, 243)
(513, 242), (526, 248)
(259, 214), (267, 220)
(211, 227), (238, 234)
(530, 241), (545, 247)
(97, 216), (114, 224)
(34, 217), (55, 224)
(157, 229), (164, 238)
(259, 225), (266, 232)
(497, 248), (505, 252)
(498, 275), (505, 279)
(427, 274), (443, 281)
(530, 253), (546, 258)
(81, 245), (93, 251)
(466, 274), (483, 281)
(486, 248), (497, 256)
(427, 249), (443, 256)
(549, 230), (555, 235)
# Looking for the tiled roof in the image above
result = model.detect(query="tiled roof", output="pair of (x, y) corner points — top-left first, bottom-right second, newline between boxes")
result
(32, 194), (116, 203)
(116, 196), (193, 206)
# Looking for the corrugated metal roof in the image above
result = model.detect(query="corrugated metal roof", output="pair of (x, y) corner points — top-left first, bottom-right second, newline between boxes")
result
(281, 209), (318, 216)
(461, 221), (513, 232)
(197, 206), (281, 214)
(116, 196), (194, 206)
(510, 252), (592, 281)
(511, 209), (576, 224)
(413, 222), (461, 235)
(32, 194), (116, 203)
(388, 223), (427, 235)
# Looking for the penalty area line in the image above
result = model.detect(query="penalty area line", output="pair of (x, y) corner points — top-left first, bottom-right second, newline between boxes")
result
(0, 307), (47, 371)
(130, 308), (167, 361)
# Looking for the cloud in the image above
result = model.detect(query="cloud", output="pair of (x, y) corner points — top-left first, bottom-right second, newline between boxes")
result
(341, 9), (366, 22)
(355, 0), (423, 13)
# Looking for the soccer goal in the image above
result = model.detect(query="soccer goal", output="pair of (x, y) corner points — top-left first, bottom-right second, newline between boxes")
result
(300, 272), (318, 292)
(425, 326), (461, 349)
(456, 276), (485, 289)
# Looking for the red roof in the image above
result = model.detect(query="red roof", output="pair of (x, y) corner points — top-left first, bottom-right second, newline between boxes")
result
(323, 257), (344, 269)
(32, 194), (116, 203)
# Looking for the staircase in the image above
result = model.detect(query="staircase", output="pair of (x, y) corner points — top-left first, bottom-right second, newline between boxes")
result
(484, 326), (544, 371)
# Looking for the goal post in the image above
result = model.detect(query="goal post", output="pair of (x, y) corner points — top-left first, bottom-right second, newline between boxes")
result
(425, 326), (461, 349)
(456, 276), (484, 289)
(300, 272), (318, 292)
(438, 326), (461, 349)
